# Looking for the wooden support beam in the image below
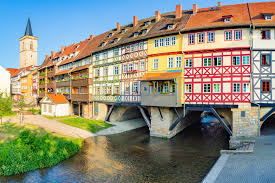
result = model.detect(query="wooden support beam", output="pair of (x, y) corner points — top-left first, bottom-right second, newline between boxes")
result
(210, 108), (232, 136)
(173, 108), (180, 118)
(169, 112), (185, 131)
(105, 104), (115, 122)
(138, 106), (151, 129)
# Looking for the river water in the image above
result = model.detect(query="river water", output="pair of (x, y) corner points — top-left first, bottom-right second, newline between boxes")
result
(0, 123), (228, 183)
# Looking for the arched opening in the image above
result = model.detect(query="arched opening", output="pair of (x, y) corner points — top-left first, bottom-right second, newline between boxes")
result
(261, 114), (275, 136)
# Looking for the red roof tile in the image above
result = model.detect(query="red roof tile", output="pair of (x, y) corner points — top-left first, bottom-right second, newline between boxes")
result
(6, 68), (18, 77)
(47, 94), (68, 104)
(248, 1), (275, 26)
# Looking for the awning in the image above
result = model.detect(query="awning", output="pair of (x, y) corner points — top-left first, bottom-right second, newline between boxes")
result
(140, 72), (182, 81)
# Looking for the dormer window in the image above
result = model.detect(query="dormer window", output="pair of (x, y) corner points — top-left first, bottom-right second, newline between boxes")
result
(107, 33), (113, 38)
(144, 21), (150, 26)
(262, 13), (274, 20)
(99, 42), (105, 47)
(167, 24), (174, 30)
(142, 29), (147, 35)
(222, 15), (233, 23)
(133, 32), (139, 37)
(113, 38), (119, 43)
(75, 45), (79, 49)
(121, 29), (126, 33)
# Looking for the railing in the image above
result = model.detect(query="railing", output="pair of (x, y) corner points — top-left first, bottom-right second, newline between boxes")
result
(71, 94), (92, 102)
(72, 78), (92, 87)
(141, 93), (178, 107)
(56, 80), (70, 88)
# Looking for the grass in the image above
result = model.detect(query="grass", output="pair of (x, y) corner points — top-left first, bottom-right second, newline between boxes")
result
(44, 115), (71, 120)
(0, 123), (83, 176)
(58, 117), (113, 133)
(0, 112), (17, 117)
(27, 108), (41, 115)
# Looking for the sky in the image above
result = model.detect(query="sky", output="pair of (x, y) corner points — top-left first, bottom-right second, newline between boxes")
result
(0, 0), (271, 69)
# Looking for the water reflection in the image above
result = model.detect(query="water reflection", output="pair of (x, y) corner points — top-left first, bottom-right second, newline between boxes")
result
(0, 122), (228, 183)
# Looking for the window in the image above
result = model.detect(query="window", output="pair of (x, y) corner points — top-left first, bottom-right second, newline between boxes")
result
(103, 52), (108, 59)
(261, 54), (271, 66)
(198, 33), (204, 43)
(139, 42), (144, 50)
(128, 64), (133, 71)
(84, 58), (90, 65)
(213, 57), (222, 66)
(165, 37), (171, 46)
(164, 83), (169, 93)
(185, 84), (192, 93)
(130, 45), (134, 52)
(233, 56), (241, 65)
(159, 38), (164, 47)
(233, 83), (241, 93)
(154, 39), (159, 47)
(107, 33), (113, 38)
(262, 81), (271, 92)
(140, 62), (145, 71)
(234, 30), (242, 40)
(265, 15), (272, 20)
(261, 30), (271, 39)
(134, 44), (138, 51)
(189, 34), (195, 44)
(242, 56), (250, 65)
(144, 21), (150, 26)
(213, 83), (221, 93)
(114, 49), (119, 56)
(243, 83), (250, 93)
(153, 59), (159, 69)
(114, 66), (119, 75)
(225, 18), (231, 22)
(142, 29), (147, 35)
(133, 82), (138, 94)
(125, 85), (130, 94)
(96, 69), (100, 77)
(107, 86), (112, 94)
(168, 57), (174, 68)
(176, 56), (182, 68)
(171, 36), (176, 45)
(123, 65), (127, 73)
(96, 87), (100, 95)
(185, 59), (192, 68)
(104, 67), (108, 76)
(225, 31), (232, 40)
(121, 29), (126, 33)
(203, 58), (211, 67)
(114, 85), (120, 94)
(167, 24), (174, 29)
(95, 54), (99, 61)
(203, 84), (211, 93)
(80, 87), (85, 94)
(208, 32), (215, 42)
(134, 63), (138, 70)
(134, 32), (139, 37)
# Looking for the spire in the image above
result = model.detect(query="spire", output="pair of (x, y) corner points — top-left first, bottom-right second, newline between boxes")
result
(24, 18), (33, 36)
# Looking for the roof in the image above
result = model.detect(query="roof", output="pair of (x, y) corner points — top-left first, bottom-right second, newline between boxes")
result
(47, 94), (68, 104)
(184, 3), (251, 31)
(141, 72), (182, 81)
(248, 1), (275, 27)
(6, 68), (18, 77)
(11, 65), (37, 78)
(25, 18), (33, 36)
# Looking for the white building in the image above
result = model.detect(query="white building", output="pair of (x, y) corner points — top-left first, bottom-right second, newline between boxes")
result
(0, 65), (11, 97)
(40, 94), (70, 117)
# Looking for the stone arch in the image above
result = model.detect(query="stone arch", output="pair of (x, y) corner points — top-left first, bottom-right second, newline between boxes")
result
(260, 113), (275, 135)
(109, 106), (142, 122)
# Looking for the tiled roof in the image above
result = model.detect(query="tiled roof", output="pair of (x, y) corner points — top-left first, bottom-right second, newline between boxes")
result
(184, 3), (251, 31)
(248, 1), (275, 27)
(6, 68), (18, 77)
(141, 72), (182, 81)
(47, 94), (68, 104)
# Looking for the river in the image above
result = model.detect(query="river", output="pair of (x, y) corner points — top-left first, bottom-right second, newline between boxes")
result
(0, 122), (228, 183)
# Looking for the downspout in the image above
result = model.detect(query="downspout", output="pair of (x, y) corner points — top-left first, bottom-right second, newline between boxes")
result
(179, 30), (186, 116)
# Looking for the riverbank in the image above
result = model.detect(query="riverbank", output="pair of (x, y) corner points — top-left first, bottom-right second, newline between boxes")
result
(0, 123), (83, 176)
(202, 135), (275, 183)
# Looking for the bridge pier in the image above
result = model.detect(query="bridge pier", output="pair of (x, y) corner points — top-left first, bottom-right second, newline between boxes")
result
(149, 107), (202, 138)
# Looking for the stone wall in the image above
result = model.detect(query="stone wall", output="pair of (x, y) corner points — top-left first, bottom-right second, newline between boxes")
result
(95, 103), (108, 121)
(150, 107), (202, 138)
(82, 103), (93, 119)
(231, 104), (272, 137)
(109, 106), (142, 122)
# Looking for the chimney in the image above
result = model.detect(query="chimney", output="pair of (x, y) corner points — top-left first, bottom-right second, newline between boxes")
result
(175, 4), (182, 18)
(133, 16), (138, 26)
(89, 34), (94, 40)
(117, 22), (121, 32)
(155, 11), (161, 22)
(218, 2), (222, 7)
(46, 55), (49, 60)
(61, 46), (65, 53)
(193, 4), (198, 14)
(51, 51), (55, 58)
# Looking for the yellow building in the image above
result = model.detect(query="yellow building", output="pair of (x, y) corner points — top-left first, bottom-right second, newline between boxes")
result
(141, 34), (184, 107)
(20, 69), (37, 104)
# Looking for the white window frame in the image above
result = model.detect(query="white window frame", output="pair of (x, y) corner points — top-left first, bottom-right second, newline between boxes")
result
(176, 56), (182, 68)
(140, 62), (145, 71)
(213, 83), (221, 93)
(233, 83), (241, 93)
(213, 57), (222, 66)
(153, 59), (159, 69)
(198, 33), (204, 43)
(168, 57), (174, 68)
(203, 58), (212, 67)
(154, 39), (159, 47)
(185, 84), (192, 93)
(242, 56), (250, 65)
(234, 30), (242, 40)
(123, 64), (128, 73)
(203, 83), (211, 93)
(208, 32), (214, 42)
(225, 31), (232, 40)
(171, 36), (176, 45)
(185, 59), (192, 68)
(233, 56), (241, 66)
(243, 83), (250, 93)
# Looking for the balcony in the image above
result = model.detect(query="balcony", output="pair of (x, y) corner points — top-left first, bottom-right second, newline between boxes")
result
(71, 94), (92, 102)
(56, 80), (70, 88)
(47, 71), (55, 78)
(39, 74), (45, 80)
(38, 93), (45, 98)
(141, 93), (179, 107)
(47, 82), (54, 89)
(72, 78), (92, 87)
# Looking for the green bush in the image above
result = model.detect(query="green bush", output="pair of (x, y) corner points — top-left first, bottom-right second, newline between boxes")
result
(0, 130), (83, 176)
(0, 93), (13, 116)
(28, 108), (41, 115)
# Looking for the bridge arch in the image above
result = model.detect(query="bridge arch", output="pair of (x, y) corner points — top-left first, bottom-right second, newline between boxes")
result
(260, 113), (275, 136)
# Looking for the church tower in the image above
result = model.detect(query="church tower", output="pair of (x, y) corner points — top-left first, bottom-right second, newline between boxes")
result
(19, 18), (38, 68)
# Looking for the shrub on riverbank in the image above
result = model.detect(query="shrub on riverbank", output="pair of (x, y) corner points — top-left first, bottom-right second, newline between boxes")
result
(0, 129), (83, 176)
(0, 94), (14, 116)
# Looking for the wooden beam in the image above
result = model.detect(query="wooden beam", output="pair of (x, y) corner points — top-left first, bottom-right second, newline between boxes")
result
(105, 104), (115, 122)
(169, 112), (186, 131)
(138, 106), (151, 129)
(210, 108), (232, 136)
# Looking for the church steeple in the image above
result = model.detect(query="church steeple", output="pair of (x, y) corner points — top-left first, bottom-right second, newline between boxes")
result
(24, 18), (33, 36)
